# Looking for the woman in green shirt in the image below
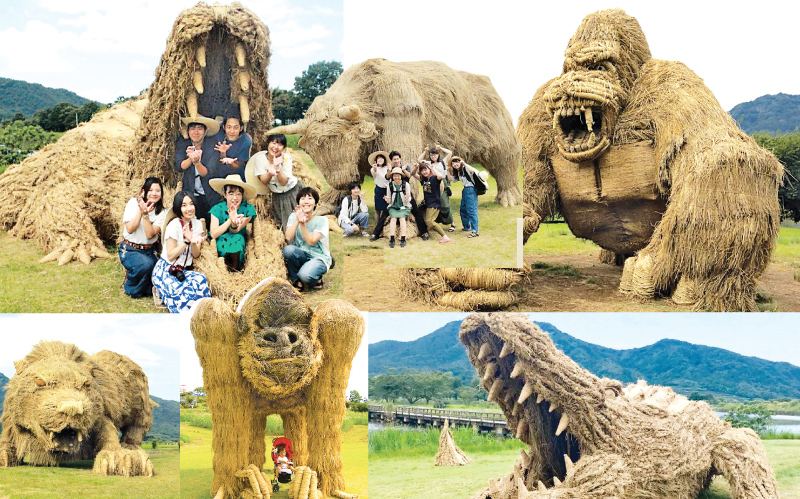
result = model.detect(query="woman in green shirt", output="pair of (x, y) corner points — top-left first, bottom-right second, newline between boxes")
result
(208, 174), (257, 271)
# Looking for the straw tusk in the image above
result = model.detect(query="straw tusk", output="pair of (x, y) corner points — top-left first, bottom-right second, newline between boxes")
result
(488, 378), (502, 402)
(499, 343), (513, 358)
(478, 343), (492, 360)
(193, 71), (204, 94)
(235, 42), (246, 67)
(549, 402), (559, 413)
(239, 71), (251, 92)
(536, 393), (544, 404)
(516, 418), (528, 439)
(553, 477), (562, 486)
(510, 362), (524, 378)
(483, 362), (497, 383)
(187, 91), (198, 117)
(196, 46), (206, 68)
(239, 94), (250, 123)
(518, 381), (534, 404)
(556, 413), (570, 436)
(538, 481), (547, 492)
(564, 454), (574, 475)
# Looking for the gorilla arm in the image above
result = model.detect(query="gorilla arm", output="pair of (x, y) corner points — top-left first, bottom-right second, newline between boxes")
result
(519, 81), (560, 244)
(304, 299), (364, 499)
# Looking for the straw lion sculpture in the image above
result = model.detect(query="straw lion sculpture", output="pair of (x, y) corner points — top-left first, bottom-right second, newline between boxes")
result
(191, 278), (363, 499)
(0, 341), (155, 477)
(270, 58), (522, 212)
(520, 9), (782, 311)
(460, 313), (778, 499)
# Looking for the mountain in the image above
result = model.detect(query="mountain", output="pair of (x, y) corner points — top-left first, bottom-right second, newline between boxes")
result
(729, 93), (800, 134)
(0, 77), (90, 120)
(369, 321), (800, 400)
(147, 395), (180, 442)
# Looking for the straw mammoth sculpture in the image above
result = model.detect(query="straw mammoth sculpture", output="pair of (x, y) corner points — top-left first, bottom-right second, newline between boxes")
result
(270, 58), (522, 212)
(0, 341), (155, 477)
(191, 278), (364, 499)
(520, 9), (782, 311)
(460, 313), (778, 499)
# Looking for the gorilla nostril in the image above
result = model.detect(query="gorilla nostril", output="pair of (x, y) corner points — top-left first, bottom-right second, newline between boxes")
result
(263, 331), (278, 342)
(288, 332), (298, 344)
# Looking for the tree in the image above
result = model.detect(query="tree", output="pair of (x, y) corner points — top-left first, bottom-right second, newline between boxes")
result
(348, 390), (362, 403)
(724, 402), (773, 435)
(0, 121), (60, 172)
(753, 131), (800, 222)
(291, 60), (343, 116)
(272, 87), (301, 126)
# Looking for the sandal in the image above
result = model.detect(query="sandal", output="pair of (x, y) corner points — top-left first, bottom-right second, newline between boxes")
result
(313, 279), (324, 290)
(448, 225), (456, 232)
(467, 231), (479, 238)
(294, 280), (304, 291)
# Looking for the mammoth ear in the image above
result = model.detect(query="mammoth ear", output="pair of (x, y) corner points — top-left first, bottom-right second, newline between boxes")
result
(13, 359), (28, 374)
(298, 135), (307, 148)
(357, 121), (378, 141)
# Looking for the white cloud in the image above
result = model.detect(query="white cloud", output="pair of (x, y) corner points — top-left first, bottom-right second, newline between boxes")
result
(0, 21), (74, 73)
(130, 60), (153, 71)
(271, 22), (330, 49)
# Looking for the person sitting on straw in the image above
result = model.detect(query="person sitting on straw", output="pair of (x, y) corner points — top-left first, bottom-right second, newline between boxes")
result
(151, 191), (211, 313)
(214, 116), (252, 181)
(282, 187), (332, 290)
(247, 133), (303, 230)
(369, 151), (390, 225)
(338, 181), (370, 237)
(119, 177), (168, 298)
(370, 150), (429, 241)
(384, 166), (412, 248)
(419, 144), (456, 232)
(413, 161), (453, 244)
(174, 115), (222, 229)
(208, 174), (257, 272)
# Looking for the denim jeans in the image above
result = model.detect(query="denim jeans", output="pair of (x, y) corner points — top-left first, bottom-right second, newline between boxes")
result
(340, 211), (370, 235)
(459, 186), (479, 232)
(118, 243), (158, 297)
(282, 245), (328, 286)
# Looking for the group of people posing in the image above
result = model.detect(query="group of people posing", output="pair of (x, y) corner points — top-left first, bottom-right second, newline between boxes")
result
(359, 145), (483, 248)
(118, 115), (331, 313)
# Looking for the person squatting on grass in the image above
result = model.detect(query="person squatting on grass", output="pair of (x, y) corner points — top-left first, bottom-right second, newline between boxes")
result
(214, 116), (252, 181)
(282, 187), (332, 290)
(151, 191), (212, 313)
(252, 133), (303, 229)
(418, 143), (456, 232)
(370, 150), (429, 241)
(369, 151), (390, 225)
(119, 177), (168, 298)
(413, 161), (453, 243)
(384, 167), (412, 248)
(208, 174), (257, 272)
(338, 181), (370, 237)
(450, 156), (480, 237)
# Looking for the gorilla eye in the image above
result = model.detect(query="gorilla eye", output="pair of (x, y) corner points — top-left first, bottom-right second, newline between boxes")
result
(84, 380), (92, 387)
(589, 64), (606, 71)
(35, 378), (46, 387)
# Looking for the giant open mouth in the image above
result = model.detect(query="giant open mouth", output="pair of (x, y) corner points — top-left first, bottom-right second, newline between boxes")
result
(553, 101), (610, 162)
(20, 424), (86, 454)
(460, 316), (583, 493)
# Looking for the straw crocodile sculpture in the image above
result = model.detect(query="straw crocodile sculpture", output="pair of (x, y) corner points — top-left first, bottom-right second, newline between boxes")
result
(0, 341), (156, 477)
(459, 313), (778, 499)
(520, 9), (782, 311)
(191, 278), (363, 499)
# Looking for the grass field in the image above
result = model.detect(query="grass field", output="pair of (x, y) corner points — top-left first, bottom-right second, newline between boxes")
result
(0, 445), (179, 499)
(180, 424), (368, 499)
(368, 438), (800, 499)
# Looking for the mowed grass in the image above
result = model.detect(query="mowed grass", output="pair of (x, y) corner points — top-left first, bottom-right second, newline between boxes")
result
(180, 423), (368, 499)
(342, 164), (522, 269)
(368, 439), (800, 499)
(369, 427), (525, 457)
(0, 445), (179, 499)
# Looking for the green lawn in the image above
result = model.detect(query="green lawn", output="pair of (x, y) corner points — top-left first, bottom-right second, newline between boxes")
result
(180, 423), (368, 499)
(0, 446), (179, 499)
(368, 440), (800, 499)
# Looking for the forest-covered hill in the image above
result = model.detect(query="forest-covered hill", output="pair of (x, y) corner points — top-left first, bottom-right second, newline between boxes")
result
(0, 77), (89, 120)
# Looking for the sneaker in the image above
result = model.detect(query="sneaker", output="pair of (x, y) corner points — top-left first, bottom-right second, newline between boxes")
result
(152, 286), (165, 309)
(420, 233), (430, 241)
(467, 231), (480, 238)
(362, 231), (371, 237)
(342, 232), (350, 237)
(369, 234), (380, 241)
(439, 236), (453, 243)
(400, 238), (407, 247)
(389, 238), (395, 248)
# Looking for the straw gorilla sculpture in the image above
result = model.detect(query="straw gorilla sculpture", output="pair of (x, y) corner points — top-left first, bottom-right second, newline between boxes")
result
(191, 278), (363, 499)
(520, 9), (782, 311)
(0, 341), (155, 477)
(269, 58), (522, 212)
(460, 313), (778, 499)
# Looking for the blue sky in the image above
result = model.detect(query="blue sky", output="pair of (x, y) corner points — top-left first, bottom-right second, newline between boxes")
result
(0, 0), (343, 104)
(368, 312), (800, 368)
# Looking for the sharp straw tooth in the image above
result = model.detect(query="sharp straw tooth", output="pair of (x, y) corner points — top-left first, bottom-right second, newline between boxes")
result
(537, 481), (547, 492)
(49, 431), (54, 441)
(235, 42), (247, 67)
(193, 71), (204, 94)
(516, 419), (528, 439)
(564, 454), (574, 475)
(78, 433), (83, 443)
(483, 362), (497, 383)
(536, 393), (544, 404)
(553, 477), (562, 486)
(499, 343), (513, 358)
(196, 46), (206, 68)
(488, 378), (502, 402)
(518, 381), (534, 404)
(552, 112), (559, 130)
(549, 402), (559, 413)
(478, 343), (492, 360)
(510, 362), (524, 378)
(585, 107), (594, 131)
(512, 403), (522, 417)
(556, 414), (570, 436)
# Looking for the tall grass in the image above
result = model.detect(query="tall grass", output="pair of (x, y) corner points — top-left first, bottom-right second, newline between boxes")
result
(180, 408), (364, 433)
(369, 427), (525, 458)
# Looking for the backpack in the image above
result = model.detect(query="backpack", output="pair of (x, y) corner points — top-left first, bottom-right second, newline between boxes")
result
(464, 168), (489, 196)
(334, 195), (361, 218)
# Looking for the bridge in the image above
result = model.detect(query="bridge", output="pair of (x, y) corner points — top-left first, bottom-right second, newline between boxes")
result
(369, 404), (511, 435)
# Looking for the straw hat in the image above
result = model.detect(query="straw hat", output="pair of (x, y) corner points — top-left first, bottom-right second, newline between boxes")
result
(209, 174), (257, 201)
(244, 150), (270, 195)
(478, 170), (489, 182)
(448, 156), (464, 168)
(390, 166), (404, 177)
(181, 115), (220, 136)
(369, 150), (390, 166)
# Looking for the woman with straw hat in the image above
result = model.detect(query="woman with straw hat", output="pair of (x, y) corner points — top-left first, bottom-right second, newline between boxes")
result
(245, 133), (303, 229)
(208, 174), (257, 272)
(418, 143), (456, 232)
(369, 150), (390, 225)
(151, 191), (211, 313)
(384, 166), (412, 248)
(175, 115), (222, 228)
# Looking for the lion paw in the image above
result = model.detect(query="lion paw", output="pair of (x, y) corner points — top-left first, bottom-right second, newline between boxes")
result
(92, 448), (154, 477)
(38, 237), (111, 265)
(212, 464), (272, 499)
(0, 443), (18, 467)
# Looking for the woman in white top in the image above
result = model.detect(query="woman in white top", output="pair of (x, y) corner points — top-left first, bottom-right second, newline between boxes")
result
(246, 133), (303, 229)
(119, 177), (168, 298)
(369, 151), (390, 225)
(151, 191), (211, 313)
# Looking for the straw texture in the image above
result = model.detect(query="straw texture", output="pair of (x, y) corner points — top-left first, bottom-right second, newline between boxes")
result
(519, 9), (782, 310)
(459, 313), (778, 499)
(398, 268), (525, 310)
(434, 419), (471, 466)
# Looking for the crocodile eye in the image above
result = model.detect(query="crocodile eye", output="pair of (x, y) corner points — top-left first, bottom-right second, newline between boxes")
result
(35, 378), (46, 387)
